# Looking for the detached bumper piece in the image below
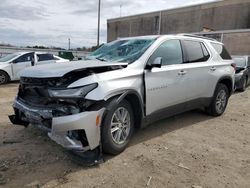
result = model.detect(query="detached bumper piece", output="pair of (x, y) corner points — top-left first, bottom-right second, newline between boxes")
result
(9, 99), (105, 162)
(68, 146), (104, 166)
(9, 114), (29, 127)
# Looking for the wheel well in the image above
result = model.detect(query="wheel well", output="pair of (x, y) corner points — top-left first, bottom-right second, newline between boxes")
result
(124, 94), (143, 129)
(218, 78), (233, 94)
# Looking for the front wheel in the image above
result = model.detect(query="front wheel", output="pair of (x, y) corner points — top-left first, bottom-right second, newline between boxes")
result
(206, 83), (229, 116)
(101, 100), (134, 155)
(0, 71), (9, 85)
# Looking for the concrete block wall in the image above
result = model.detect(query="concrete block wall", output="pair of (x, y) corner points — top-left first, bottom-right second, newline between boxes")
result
(107, 0), (250, 42)
(223, 32), (250, 55)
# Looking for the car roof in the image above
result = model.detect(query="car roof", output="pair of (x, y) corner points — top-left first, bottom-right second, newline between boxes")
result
(118, 35), (159, 40)
(13, 51), (54, 55)
(13, 51), (32, 56)
(117, 34), (220, 43)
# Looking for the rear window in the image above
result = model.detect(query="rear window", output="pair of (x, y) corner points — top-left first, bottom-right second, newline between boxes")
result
(37, 54), (54, 61)
(211, 43), (231, 60)
(201, 43), (210, 61)
(182, 40), (210, 63)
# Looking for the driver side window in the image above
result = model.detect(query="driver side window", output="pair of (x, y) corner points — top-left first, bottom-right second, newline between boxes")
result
(148, 40), (183, 66)
(13, 53), (32, 64)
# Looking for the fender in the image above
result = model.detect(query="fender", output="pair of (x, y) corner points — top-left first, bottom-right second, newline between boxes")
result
(116, 90), (143, 106)
(100, 89), (145, 129)
(216, 76), (234, 95)
(105, 89), (144, 112)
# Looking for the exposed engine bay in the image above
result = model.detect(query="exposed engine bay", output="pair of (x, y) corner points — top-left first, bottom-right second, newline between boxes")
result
(15, 64), (126, 123)
(9, 64), (127, 162)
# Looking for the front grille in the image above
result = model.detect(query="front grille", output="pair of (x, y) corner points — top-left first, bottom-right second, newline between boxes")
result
(20, 77), (60, 87)
(18, 77), (82, 118)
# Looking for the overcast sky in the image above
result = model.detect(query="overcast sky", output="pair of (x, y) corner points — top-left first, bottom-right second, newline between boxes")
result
(0, 0), (217, 48)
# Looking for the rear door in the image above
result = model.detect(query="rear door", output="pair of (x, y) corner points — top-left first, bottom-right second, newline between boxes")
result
(36, 54), (56, 65)
(180, 40), (216, 100)
(12, 53), (34, 79)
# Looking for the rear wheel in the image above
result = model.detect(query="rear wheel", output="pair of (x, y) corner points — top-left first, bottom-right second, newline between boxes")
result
(206, 83), (229, 116)
(0, 71), (9, 85)
(239, 76), (247, 92)
(101, 100), (134, 155)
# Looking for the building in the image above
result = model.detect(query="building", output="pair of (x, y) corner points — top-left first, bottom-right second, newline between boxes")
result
(107, 0), (250, 55)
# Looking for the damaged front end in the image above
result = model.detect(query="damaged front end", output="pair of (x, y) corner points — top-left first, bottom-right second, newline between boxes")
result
(9, 75), (106, 157)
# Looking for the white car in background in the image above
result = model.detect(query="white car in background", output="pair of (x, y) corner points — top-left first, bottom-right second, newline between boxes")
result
(0, 52), (69, 84)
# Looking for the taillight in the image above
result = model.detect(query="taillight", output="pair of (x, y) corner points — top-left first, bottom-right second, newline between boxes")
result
(231, 63), (236, 71)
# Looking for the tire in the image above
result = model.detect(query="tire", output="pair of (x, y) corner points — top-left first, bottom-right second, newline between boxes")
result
(239, 76), (247, 92)
(101, 99), (134, 155)
(206, 83), (229, 116)
(0, 71), (9, 85)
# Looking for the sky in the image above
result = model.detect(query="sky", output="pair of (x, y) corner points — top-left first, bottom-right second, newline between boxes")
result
(0, 0), (218, 48)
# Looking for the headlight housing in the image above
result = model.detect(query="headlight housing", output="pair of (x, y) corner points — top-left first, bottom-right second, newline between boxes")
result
(48, 83), (98, 98)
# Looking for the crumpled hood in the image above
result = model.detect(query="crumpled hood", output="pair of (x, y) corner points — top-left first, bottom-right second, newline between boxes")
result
(20, 60), (128, 78)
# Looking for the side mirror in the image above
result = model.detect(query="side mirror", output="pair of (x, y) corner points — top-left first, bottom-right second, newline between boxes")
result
(146, 57), (162, 69)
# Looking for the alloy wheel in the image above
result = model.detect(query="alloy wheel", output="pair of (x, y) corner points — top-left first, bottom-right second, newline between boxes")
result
(215, 90), (227, 114)
(110, 107), (131, 145)
(0, 74), (6, 84)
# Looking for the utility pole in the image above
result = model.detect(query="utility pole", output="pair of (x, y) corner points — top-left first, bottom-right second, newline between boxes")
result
(120, 4), (122, 17)
(158, 11), (162, 35)
(68, 38), (70, 50)
(97, 0), (101, 47)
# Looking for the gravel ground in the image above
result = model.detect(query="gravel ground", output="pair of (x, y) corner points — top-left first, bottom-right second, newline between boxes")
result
(0, 82), (249, 188)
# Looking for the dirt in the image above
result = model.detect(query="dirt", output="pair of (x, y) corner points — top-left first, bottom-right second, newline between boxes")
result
(0, 82), (249, 188)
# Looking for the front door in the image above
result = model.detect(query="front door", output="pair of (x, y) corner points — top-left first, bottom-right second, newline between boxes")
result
(145, 39), (189, 115)
(12, 53), (34, 79)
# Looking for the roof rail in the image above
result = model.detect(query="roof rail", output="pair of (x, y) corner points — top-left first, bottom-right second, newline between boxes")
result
(178, 34), (218, 41)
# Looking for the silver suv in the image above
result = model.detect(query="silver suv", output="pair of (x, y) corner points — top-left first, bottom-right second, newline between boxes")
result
(9, 35), (235, 155)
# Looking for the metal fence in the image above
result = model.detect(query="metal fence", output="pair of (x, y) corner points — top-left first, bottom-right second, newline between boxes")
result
(0, 46), (88, 59)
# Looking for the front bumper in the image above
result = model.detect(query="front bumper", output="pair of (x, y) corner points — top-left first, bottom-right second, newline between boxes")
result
(10, 99), (105, 152)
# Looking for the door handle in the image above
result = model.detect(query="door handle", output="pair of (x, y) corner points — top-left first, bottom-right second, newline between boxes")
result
(210, 67), (216, 71)
(178, 70), (187, 76)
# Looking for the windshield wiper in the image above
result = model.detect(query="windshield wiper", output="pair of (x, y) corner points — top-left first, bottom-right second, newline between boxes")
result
(96, 57), (107, 62)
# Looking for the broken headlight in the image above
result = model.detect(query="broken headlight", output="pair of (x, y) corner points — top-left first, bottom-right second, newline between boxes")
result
(48, 83), (98, 98)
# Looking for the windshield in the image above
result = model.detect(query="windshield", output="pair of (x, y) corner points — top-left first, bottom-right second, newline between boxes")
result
(0, 53), (19, 63)
(233, 57), (246, 68)
(86, 38), (156, 64)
